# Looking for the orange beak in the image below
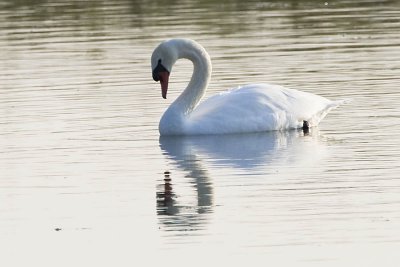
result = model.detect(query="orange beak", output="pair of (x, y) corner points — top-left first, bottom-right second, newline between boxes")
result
(158, 71), (170, 99)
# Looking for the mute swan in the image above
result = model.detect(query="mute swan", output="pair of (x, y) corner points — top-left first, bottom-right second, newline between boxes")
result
(151, 38), (343, 136)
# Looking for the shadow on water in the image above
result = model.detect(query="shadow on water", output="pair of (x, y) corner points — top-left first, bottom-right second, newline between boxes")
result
(156, 129), (324, 232)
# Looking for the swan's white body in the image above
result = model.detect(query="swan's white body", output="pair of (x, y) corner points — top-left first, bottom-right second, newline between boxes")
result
(151, 39), (342, 136)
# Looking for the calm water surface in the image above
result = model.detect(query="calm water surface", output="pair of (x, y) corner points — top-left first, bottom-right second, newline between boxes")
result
(1, 0), (400, 266)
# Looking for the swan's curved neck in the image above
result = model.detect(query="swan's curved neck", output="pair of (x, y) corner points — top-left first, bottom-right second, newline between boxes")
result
(173, 42), (211, 113)
(160, 41), (212, 133)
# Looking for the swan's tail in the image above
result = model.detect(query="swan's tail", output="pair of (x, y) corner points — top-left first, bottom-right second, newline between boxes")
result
(308, 98), (350, 127)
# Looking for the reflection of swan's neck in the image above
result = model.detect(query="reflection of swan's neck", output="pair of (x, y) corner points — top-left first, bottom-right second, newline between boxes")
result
(160, 41), (212, 134)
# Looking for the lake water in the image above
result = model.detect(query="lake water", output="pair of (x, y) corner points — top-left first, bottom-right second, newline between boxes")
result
(1, 0), (400, 266)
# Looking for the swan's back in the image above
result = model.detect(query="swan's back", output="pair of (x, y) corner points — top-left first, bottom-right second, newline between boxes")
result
(184, 84), (340, 135)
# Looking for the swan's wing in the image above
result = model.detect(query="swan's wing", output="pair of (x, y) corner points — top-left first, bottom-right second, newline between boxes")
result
(186, 83), (336, 134)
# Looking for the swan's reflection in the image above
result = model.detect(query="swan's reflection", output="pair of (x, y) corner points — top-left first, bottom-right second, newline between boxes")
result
(157, 129), (324, 232)
(156, 149), (213, 232)
(160, 130), (318, 169)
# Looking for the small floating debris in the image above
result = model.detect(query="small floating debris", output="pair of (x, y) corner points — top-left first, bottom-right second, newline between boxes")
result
(54, 228), (62, 231)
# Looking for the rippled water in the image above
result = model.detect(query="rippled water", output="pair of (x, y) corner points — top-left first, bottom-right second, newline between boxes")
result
(1, 0), (400, 266)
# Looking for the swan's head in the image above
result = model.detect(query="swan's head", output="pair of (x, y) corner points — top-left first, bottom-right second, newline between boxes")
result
(151, 40), (179, 99)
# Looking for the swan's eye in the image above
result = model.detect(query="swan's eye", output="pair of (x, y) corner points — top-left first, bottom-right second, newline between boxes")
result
(153, 59), (169, 82)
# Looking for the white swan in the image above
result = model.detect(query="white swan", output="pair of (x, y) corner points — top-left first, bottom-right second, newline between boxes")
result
(151, 38), (343, 136)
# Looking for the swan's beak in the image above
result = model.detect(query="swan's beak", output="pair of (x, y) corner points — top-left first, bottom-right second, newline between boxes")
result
(152, 60), (170, 99)
(158, 71), (170, 99)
